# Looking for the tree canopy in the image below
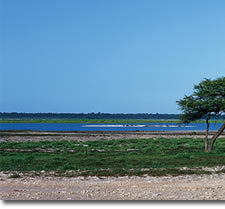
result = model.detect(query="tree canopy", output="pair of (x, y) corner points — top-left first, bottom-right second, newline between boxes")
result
(177, 77), (225, 122)
(177, 77), (225, 151)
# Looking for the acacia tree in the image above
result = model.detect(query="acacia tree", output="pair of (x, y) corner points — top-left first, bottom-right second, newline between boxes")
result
(177, 77), (225, 152)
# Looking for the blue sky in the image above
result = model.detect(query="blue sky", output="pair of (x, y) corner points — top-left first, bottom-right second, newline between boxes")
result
(1, 0), (225, 113)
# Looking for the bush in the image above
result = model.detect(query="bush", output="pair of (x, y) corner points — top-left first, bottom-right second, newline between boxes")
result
(8, 173), (21, 178)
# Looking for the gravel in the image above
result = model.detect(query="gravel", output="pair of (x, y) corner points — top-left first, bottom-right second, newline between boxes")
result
(0, 131), (215, 143)
(1, 172), (225, 200)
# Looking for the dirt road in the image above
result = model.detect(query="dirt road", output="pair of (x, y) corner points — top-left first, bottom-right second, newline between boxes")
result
(1, 172), (225, 200)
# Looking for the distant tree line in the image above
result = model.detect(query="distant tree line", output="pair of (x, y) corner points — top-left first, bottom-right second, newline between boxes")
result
(0, 112), (224, 120)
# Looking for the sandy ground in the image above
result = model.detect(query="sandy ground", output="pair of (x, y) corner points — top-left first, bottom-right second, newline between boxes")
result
(1, 131), (225, 200)
(1, 130), (222, 142)
(1, 172), (225, 200)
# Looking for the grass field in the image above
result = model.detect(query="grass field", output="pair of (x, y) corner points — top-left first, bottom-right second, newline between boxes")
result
(1, 137), (225, 176)
(0, 119), (224, 123)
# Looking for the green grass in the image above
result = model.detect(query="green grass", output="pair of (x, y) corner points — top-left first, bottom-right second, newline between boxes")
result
(1, 137), (225, 176)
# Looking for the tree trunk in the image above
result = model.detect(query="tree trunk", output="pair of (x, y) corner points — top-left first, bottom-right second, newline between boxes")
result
(204, 117), (210, 152)
(208, 122), (225, 152)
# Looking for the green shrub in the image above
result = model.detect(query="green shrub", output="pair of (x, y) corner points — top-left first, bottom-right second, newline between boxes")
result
(8, 173), (21, 178)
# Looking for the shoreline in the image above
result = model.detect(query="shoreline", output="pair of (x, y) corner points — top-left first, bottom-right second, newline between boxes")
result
(1, 130), (224, 143)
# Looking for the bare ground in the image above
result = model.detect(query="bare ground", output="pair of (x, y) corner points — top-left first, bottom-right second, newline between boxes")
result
(1, 130), (223, 142)
(1, 172), (225, 200)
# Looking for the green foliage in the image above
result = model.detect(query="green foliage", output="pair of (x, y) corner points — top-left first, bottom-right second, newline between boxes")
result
(0, 119), (181, 123)
(8, 174), (21, 178)
(177, 77), (225, 123)
(0, 112), (181, 120)
(151, 160), (165, 168)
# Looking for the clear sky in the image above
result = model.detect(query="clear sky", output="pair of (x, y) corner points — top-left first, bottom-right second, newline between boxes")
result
(1, 0), (225, 114)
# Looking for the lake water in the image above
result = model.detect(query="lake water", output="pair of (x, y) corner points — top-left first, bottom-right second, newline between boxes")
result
(0, 122), (223, 131)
